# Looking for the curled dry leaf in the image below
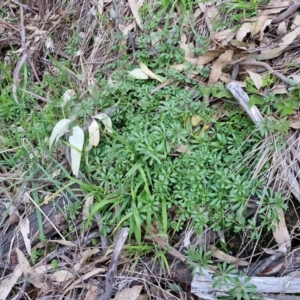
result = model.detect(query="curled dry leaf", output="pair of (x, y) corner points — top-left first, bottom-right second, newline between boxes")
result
(208, 50), (233, 84)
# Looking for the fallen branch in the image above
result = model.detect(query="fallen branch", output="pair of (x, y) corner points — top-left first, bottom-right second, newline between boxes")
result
(239, 60), (297, 86)
(271, 2), (300, 24)
(192, 268), (300, 300)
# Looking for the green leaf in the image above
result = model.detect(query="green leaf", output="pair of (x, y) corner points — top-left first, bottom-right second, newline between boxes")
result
(248, 95), (264, 108)
(214, 89), (233, 99)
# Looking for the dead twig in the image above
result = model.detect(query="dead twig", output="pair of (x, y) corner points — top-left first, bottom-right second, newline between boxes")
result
(99, 228), (129, 300)
(239, 59), (297, 86)
(271, 2), (300, 24)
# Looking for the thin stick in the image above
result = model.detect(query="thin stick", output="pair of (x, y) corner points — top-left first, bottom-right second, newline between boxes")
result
(99, 228), (129, 300)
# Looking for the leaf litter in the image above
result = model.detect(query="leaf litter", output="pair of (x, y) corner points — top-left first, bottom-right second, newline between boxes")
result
(2, 0), (300, 299)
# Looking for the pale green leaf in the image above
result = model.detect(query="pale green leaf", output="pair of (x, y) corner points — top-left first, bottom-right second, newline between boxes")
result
(69, 126), (84, 178)
(140, 62), (165, 83)
(128, 68), (149, 79)
(49, 119), (72, 149)
(94, 113), (113, 133)
(88, 119), (100, 147)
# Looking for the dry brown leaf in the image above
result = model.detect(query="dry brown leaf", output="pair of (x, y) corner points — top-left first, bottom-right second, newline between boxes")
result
(185, 50), (221, 67)
(20, 217), (31, 256)
(16, 248), (46, 289)
(193, 7), (202, 19)
(208, 245), (249, 267)
(191, 115), (202, 126)
(289, 115), (300, 129)
(272, 85), (287, 94)
(246, 69), (262, 90)
(128, 0), (143, 29)
(0, 265), (22, 300)
(84, 284), (99, 300)
(82, 195), (94, 220)
(205, 6), (221, 33)
(198, 3), (207, 13)
(208, 50), (233, 84)
(97, 0), (104, 15)
(115, 285), (143, 300)
(291, 74), (300, 83)
(51, 270), (74, 282)
(273, 209), (291, 252)
(230, 39), (250, 50)
(290, 121), (300, 129)
(48, 239), (77, 247)
(236, 23), (252, 41)
(252, 15), (269, 36)
(180, 34), (195, 59)
(291, 15), (300, 28)
(212, 28), (238, 44)
(119, 22), (136, 46)
(175, 144), (191, 154)
(137, 294), (149, 300)
(62, 268), (106, 294)
(219, 72), (231, 83)
(277, 21), (287, 36)
(170, 64), (186, 71)
(74, 248), (101, 273)
(261, 0), (289, 15)
(140, 62), (165, 82)
(259, 19), (272, 41)
(256, 25), (300, 60)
